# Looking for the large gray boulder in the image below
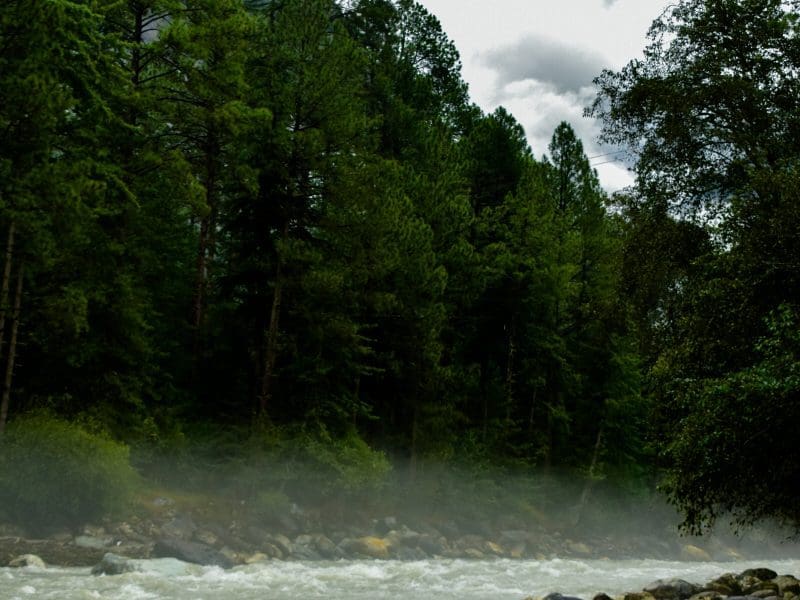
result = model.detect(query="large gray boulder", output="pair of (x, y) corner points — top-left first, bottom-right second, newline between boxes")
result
(91, 553), (139, 575)
(153, 537), (235, 568)
(644, 578), (701, 600)
(9, 554), (46, 568)
(92, 553), (202, 577)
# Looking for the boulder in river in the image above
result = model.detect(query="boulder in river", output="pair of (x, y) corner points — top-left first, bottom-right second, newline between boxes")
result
(773, 575), (800, 596)
(153, 537), (235, 568)
(740, 569), (778, 581)
(680, 545), (712, 562)
(91, 553), (139, 575)
(644, 578), (701, 600)
(339, 536), (389, 559)
(8, 554), (46, 568)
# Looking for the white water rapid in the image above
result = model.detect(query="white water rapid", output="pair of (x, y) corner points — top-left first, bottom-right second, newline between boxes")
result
(5, 558), (800, 600)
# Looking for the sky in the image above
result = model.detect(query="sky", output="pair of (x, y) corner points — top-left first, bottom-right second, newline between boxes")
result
(416, 0), (670, 192)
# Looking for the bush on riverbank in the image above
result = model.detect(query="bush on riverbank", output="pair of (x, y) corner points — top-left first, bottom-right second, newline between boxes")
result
(0, 413), (139, 534)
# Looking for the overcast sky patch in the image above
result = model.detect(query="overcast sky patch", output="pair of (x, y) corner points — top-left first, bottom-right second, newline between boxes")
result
(478, 34), (607, 95)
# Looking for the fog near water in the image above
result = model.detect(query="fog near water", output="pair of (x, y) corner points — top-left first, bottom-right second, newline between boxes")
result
(135, 448), (800, 563)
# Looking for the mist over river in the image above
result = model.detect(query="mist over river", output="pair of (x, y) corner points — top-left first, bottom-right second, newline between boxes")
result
(6, 558), (800, 600)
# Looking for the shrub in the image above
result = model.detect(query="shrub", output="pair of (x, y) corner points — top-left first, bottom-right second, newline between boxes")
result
(0, 413), (139, 534)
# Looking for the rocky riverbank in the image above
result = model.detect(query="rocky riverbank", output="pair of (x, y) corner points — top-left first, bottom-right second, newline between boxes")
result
(530, 567), (800, 600)
(2, 494), (800, 569)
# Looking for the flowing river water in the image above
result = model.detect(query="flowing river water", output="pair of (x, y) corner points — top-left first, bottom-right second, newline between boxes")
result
(5, 558), (800, 600)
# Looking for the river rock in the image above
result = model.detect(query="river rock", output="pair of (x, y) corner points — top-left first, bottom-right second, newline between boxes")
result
(373, 517), (398, 537)
(644, 579), (700, 600)
(774, 576), (800, 596)
(593, 593), (613, 600)
(702, 573), (739, 596)
(566, 540), (592, 557)
(91, 552), (139, 575)
(9, 554), (46, 568)
(269, 533), (294, 557)
(484, 540), (504, 556)
(312, 534), (341, 559)
(161, 515), (197, 540)
(544, 593), (584, 600)
(243, 552), (268, 564)
(74, 535), (112, 550)
(153, 537), (234, 568)
(680, 545), (711, 562)
(338, 536), (389, 559)
(741, 569), (779, 582)
(690, 591), (725, 600)
(392, 545), (427, 561)
(355, 536), (389, 559)
(624, 592), (656, 600)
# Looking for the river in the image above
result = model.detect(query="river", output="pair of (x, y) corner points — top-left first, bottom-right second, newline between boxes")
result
(5, 558), (800, 600)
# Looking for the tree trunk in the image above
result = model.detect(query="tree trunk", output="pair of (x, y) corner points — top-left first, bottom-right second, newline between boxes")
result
(0, 220), (16, 358)
(528, 389), (537, 433)
(0, 262), (23, 435)
(505, 313), (517, 422)
(409, 398), (419, 482)
(572, 427), (603, 528)
(259, 222), (288, 416)
(192, 138), (219, 357)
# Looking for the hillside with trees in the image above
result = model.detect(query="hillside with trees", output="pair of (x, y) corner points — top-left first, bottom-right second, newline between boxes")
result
(0, 0), (797, 537)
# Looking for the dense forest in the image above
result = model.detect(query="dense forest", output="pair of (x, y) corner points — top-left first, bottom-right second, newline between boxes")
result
(0, 0), (798, 535)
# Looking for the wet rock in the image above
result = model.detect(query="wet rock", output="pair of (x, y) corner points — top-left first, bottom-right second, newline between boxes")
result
(741, 569), (778, 582)
(483, 540), (504, 556)
(593, 593), (613, 600)
(774, 576), (800, 596)
(624, 593), (656, 600)
(463, 548), (484, 559)
(373, 517), (398, 537)
(193, 529), (220, 547)
(680, 544), (711, 562)
(454, 534), (486, 552)
(9, 554), (46, 568)
(706, 573), (742, 596)
(313, 534), (341, 560)
(416, 534), (446, 556)
(740, 576), (766, 594)
(268, 534), (293, 557)
(544, 593), (585, 600)
(689, 591), (724, 600)
(750, 590), (780, 598)
(644, 580), (700, 600)
(91, 553), (138, 575)
(339, 536), (389, 559)
(244, 552), (268, 564)
(566, 540), (592, 557)
(437, 520), (461, 539)
(153, 537), (234, 568)
(161, 515), (197, 540)
(74, 535), (112, 550)
(291, 543), (322, 560)
(392, 545), (427, 560)
(261, 543), (283, 560)
(350, 536), (389, 559)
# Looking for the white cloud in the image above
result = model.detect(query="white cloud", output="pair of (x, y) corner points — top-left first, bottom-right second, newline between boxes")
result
(415, 0), (667, 191)
(478, 34), (607, 94)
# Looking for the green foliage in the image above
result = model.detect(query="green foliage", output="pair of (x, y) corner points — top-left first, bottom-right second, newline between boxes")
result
(661, 305), (800, 533)
(0, 414), (139, 534)
(595, 0), (800, 530)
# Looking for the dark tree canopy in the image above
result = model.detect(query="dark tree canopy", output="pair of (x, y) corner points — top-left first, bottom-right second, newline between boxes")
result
(593, 0), (800, 532)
